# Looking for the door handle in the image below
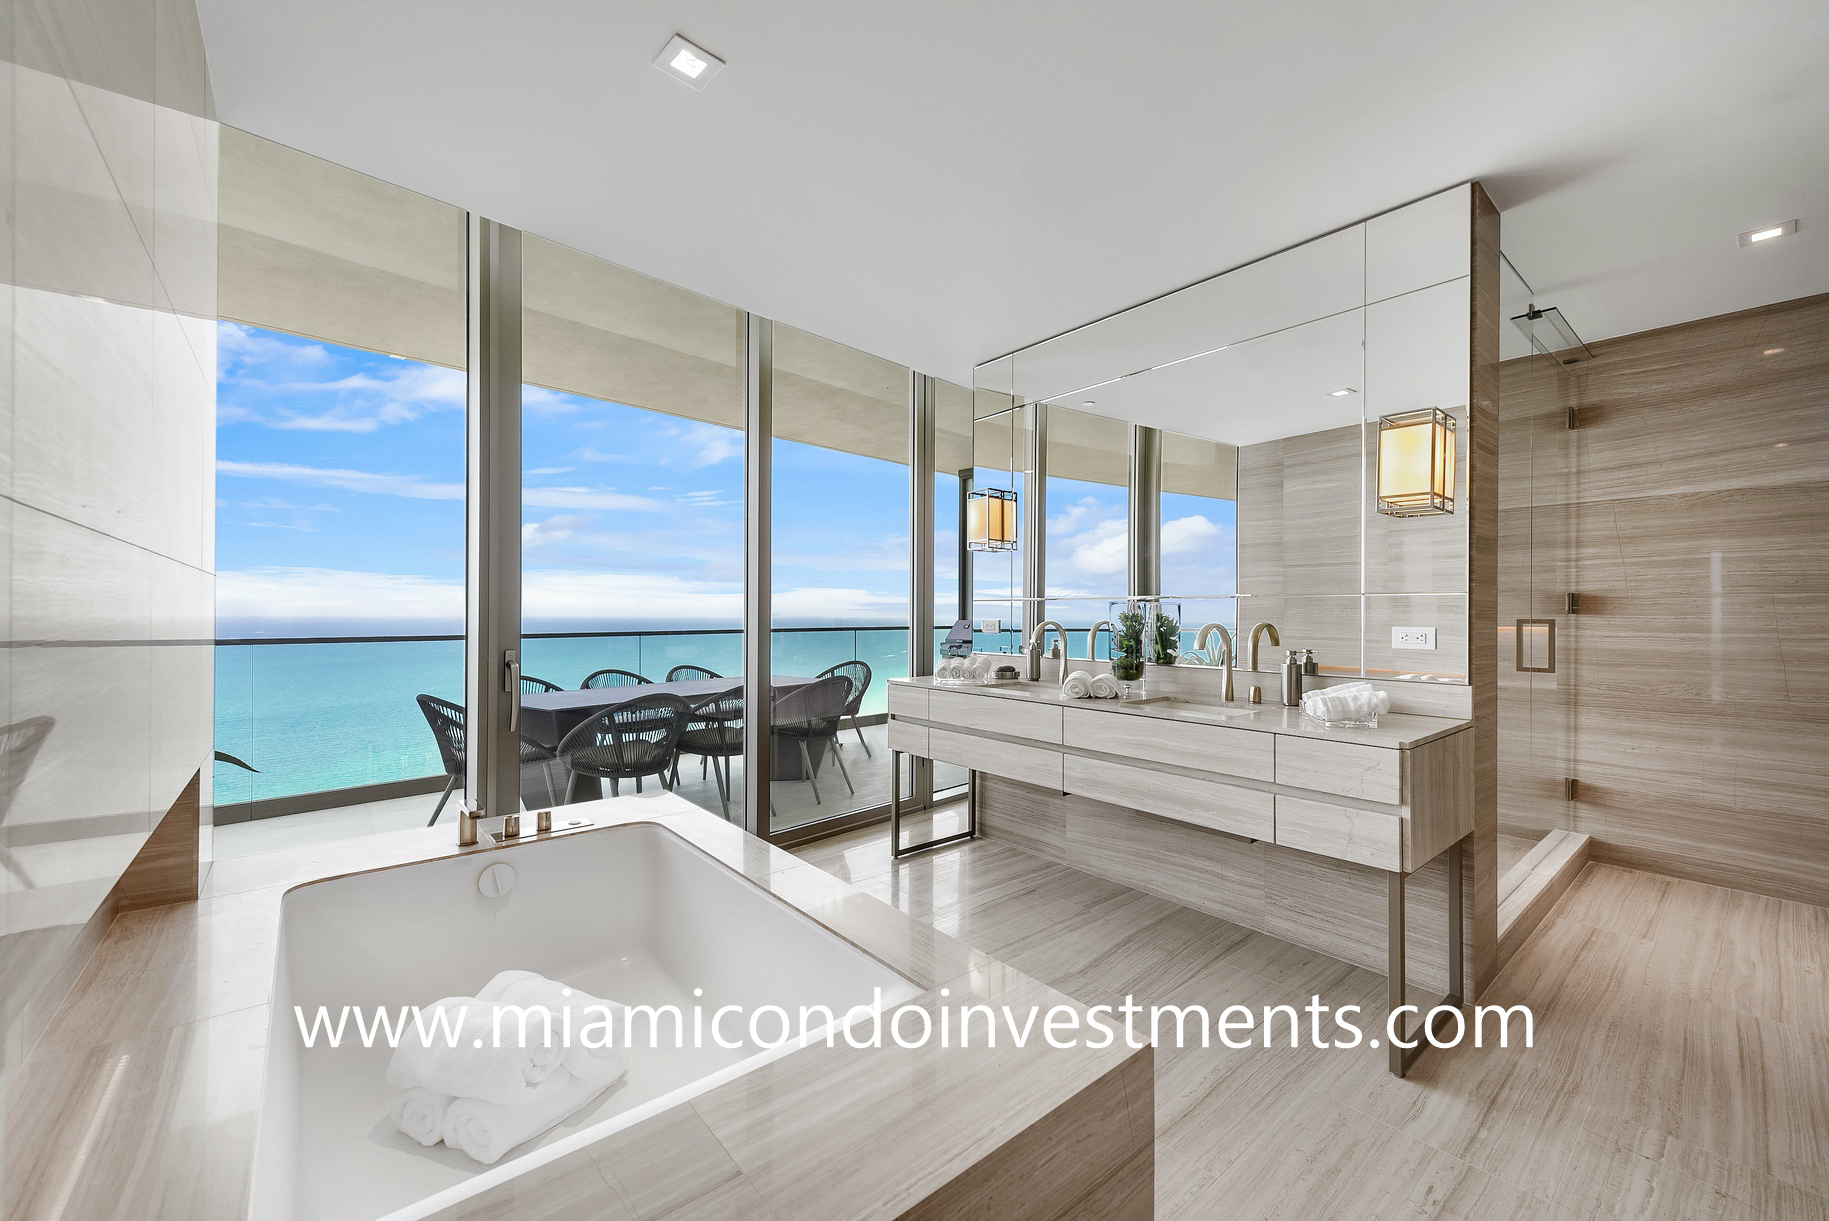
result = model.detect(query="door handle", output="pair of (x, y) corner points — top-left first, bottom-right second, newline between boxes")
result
(1515, 619), (1556, 674)
(503, 650), (521, 731)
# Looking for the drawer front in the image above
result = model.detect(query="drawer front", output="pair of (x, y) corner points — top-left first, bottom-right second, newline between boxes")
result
(886, 719), (929, 757)
(927, 688), (1064, 744)
(1274, 736), (1403, 804)
(928, 727), (1062, 791)
(1061, 707), (1274, 782)
(1275, 796), (1403, 871)
(1064, 755), (1273, 840)
(886, 684), (930, 720)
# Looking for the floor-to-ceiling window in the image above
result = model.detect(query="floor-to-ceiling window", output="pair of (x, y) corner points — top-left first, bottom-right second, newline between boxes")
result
(1161, 431), (1241, 660)
(520, 235), (746, 818)
(769, 326), (911, 834)
(212, 128), (467, 845)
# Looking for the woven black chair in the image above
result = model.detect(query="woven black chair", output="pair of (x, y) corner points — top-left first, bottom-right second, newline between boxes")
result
(521, 675), (562, 694)
(671, 686), (743, 816)
(665, 664), (722, 682)
(816, 660), (874, 755)
(556, 692), (692, 802)
(416, 694), (557, 826)
(771, 676), (854, 806)
(581, 668), (651, 690)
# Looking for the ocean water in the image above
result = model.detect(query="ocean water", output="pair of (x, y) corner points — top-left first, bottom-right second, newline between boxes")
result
(213, 627), (914, 805)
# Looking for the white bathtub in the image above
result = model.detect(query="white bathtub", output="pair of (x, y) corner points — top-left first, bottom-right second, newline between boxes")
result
(250, 820), (919, 1221)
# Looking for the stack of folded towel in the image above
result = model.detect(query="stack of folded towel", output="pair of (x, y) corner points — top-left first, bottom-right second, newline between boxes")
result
(937, 657), (1004, 683)
(1300, 682), (1391, 724)
(386, 970), (629, 1165)
(1059, 670), (1121, 700)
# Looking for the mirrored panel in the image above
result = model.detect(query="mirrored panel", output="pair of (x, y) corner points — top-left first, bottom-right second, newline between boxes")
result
(977, 185), (1475, 684)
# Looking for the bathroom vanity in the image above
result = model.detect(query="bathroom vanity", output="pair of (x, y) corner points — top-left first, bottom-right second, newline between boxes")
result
(887, 676), (1474, 1075)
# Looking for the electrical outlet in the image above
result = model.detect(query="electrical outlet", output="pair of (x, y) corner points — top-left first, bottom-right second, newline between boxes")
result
(1392, 626), (1436, 650)
(980, 618), (1002, 634)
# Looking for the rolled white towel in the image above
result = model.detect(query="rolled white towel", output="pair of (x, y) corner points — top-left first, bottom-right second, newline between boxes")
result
(1060, 670), (1093, 699)
(385, 994), (574, 1107)
(390, 1087), (453, 1147)
(440, 1069), (607, 1166)
(477, 972), (630, 1088)
(1088, 674), (1121, 699)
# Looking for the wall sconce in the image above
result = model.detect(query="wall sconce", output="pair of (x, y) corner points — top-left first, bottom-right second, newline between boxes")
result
(1377, 408), (1456, 517)
(966, 487), (1018, 551)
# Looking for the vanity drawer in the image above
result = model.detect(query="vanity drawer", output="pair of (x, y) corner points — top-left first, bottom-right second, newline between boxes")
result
(928, 728), (1062, 791)
(1274, 736), (1403, 804)
(927, 688), (1063, 744)
(1274, 796), (1403, 871)
(886, 684), (930, 720)
(886, 719), (929, 756)
(1064, 755), (1273, 840)
(1061, 707), (1273, 782)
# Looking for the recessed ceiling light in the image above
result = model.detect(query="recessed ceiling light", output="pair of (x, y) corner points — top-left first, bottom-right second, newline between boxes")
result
(1738, 220), (1797, 246)
(1764, 347), (1785, 355)
(654, 34), (725, 90)
(1081, 400), (1096, 407)
(1330, 388), (1357, 397)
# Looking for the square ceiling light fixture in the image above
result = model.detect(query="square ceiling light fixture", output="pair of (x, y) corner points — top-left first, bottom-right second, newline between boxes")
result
(654, 34), (725, 89)
(1738, 220), (1797, 246)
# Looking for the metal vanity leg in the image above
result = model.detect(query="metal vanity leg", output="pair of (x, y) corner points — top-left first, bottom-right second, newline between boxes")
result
(889, 755), (979, 860)
(1388, 836), (1466, 1078)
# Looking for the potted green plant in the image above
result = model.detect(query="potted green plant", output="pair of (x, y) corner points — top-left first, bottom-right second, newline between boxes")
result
(1152, 609), (1181, 666)
(1111, 607), (1146, 689)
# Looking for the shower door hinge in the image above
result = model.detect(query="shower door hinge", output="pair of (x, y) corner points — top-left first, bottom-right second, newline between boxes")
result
(1564, 592), (1580, 615)
(1566, 406), (1580, 430)
(1564, 778), (1580, 802)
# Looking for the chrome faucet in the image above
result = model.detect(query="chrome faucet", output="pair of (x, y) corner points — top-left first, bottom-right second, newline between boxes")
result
(1084, 619), (1114, 661)
(1024, 620), (1067, 680)
(1246, 621), (1281, 671)
(1195, 623), (1236, 701)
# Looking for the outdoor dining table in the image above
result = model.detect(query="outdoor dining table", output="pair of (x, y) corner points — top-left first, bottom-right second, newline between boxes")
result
(519, 675), (823, 801)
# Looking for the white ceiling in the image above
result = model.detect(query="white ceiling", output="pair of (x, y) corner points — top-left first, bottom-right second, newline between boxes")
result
(195, 0), (1829, 384)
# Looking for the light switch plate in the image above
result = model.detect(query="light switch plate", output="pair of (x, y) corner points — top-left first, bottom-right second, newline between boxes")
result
(980, 618), (1002, 634)
(1392, 626), (1436, 650)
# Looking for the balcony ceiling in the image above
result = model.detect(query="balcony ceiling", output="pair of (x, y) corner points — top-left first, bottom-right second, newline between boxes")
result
(196, 0), (1829, 381)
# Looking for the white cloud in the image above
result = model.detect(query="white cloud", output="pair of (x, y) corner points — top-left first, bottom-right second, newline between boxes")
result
(1069, 519), (1128, 575)
(523, 514), (591, 546)
(1048, 496), (1122, 535)
(217, 460), (465, 500)
(218, 322), (331, 371)
(217, 403), (262, 424)
(676, 422), (742, 468)
(218, 461), (663, 511)
(1161, 514), (1222, 554)
(219, 565), (908, 624)
(523, 386), (579, 416)
(217, 567), (462, 620)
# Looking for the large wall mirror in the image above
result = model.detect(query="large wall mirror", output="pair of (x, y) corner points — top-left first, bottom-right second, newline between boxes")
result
(972, 185), (1474, 684)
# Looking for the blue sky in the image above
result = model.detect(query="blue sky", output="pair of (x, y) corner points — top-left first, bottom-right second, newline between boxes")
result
(216, 323), (910, 632)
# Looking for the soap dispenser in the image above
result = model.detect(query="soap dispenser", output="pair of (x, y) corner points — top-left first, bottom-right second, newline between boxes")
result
(1281, 650), (1304, 707)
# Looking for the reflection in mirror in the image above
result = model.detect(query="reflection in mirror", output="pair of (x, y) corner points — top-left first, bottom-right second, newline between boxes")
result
(969, 409), (1023, 653)
(1041, 406), (1129, 659)
(1160, 432), (1239, 666)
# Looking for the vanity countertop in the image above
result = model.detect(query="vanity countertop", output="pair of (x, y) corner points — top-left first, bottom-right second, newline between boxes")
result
(890, 676), (1469, 750)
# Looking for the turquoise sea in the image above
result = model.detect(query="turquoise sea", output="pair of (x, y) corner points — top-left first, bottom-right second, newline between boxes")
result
(213, 625), (915, 805)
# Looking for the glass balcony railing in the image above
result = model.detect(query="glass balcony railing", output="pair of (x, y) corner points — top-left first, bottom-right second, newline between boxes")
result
(214, 626), (912, 808)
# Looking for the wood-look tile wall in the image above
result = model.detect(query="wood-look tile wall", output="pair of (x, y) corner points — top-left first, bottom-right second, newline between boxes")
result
(1497, 291), (1829, 907)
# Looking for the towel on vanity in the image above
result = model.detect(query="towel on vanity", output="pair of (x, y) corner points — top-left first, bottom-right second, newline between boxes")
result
(1300, 683), (1390, 723)
(390, 1087), (454, 1147)
(440, 1069), (607, 1165)
(1088, 674), (1121, 699)
(1060, 670), (1094, 699)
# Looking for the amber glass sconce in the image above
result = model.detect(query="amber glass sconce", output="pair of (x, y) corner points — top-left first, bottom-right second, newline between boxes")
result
(966, 486), (1018, 551)
(1376, 408), (1456, 517)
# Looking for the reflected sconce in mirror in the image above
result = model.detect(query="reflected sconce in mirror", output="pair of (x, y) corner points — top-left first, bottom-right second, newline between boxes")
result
(1376, 408), (1456, 517)
(966, 487), (1018, 551)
